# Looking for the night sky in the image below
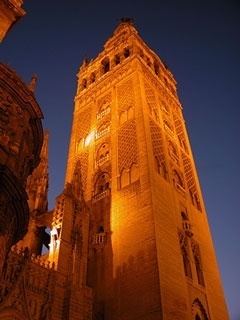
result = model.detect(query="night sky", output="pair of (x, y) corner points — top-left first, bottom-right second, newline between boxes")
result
(1, 1), (239, 318)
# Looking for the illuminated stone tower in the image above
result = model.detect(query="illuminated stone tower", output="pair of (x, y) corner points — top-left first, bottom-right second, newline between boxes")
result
(64, 19), (229, 319)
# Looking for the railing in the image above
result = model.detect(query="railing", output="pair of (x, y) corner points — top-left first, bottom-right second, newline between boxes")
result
(96, 126), (110, 139)
(96, 107), (110, 120)
(96, 153), (110, 166)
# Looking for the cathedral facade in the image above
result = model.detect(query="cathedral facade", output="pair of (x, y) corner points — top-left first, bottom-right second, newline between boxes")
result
(0, 5), (229, 320)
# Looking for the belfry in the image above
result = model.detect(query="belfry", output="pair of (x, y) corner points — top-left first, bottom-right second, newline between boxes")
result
(0, 16), (229, 320)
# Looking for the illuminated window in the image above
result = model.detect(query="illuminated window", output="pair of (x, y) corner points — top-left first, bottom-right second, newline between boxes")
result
(76, 138), (85, 152)
(84, 131), (94, 146)
(93, 226), (106, 253)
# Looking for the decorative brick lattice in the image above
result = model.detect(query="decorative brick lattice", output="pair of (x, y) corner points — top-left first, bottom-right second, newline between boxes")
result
(181, 152), (201, 210)
(149, 118), (165, 164)
(78, 151), (89, 191)
(181, 152), (196, 192)
(144, 80), (158, 116)
(117, 79), (135, 114)
(118, 120), (137, 172)
(173, 113), (189, 153)
(77, 106), (92, 139)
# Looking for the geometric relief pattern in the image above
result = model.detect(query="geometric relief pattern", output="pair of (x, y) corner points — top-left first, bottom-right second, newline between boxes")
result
(144, 80), (158, 116)
(181, 152), (196, 192)
(78, 151), (89, 191)
(173, 113), (188, 153)
(149, 118), (166, 166)
(117, 79), (135, 114)
(118, 120), (137, 172)
(76, 106), (92, 140)
(181, 152), (201, 211)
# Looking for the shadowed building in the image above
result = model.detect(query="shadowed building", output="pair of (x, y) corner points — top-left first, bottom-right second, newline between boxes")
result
(0, 14), (229, 320)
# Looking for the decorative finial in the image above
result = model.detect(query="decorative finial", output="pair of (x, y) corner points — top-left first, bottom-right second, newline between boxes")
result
(28, 74), (37, 93)
(120, 17), (134, 25)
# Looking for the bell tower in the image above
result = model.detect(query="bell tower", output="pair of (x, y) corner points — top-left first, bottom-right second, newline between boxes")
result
(65, 18), (229, 320)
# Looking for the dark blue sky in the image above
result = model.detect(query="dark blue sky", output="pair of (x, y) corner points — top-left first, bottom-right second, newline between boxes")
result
(1, 1), (239, 318)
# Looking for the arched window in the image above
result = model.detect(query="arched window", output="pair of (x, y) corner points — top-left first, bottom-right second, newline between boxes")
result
(173, 170), (184, 189)
(179, 231), (192, 279)
(97, 103), (110, 119)
(114, 54), (121, 65)
(96, 142), (110, 166)
(120, 168), (130, 188)
(168, 141), (179, 163)
(181, 211), (188, 220)
(90, 72), (96, 83)
(94, 172), (110, 195)
(154, 61), (160, 76)
(119, 111), (127, 124)
(81, 78), (87, 90)
(161, 101), (169, 114)
(130, 163), (139, 183)
(101, 57), (110, 74)
(155, 157), (167, 179)
(191, 241), (205, 286)
(123, 47), (130, 58)
(96, 122), (110, 139)
(182, 247), (192, 279)
(127, 106), (134, 119)
(164, 120), (174, 136)
(76, 138), (84, 152)
(192, 298), (209, 320)
(195, 255), (205, 286)
(119, 107), (134, 125)
(146, 57), (151, 67)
